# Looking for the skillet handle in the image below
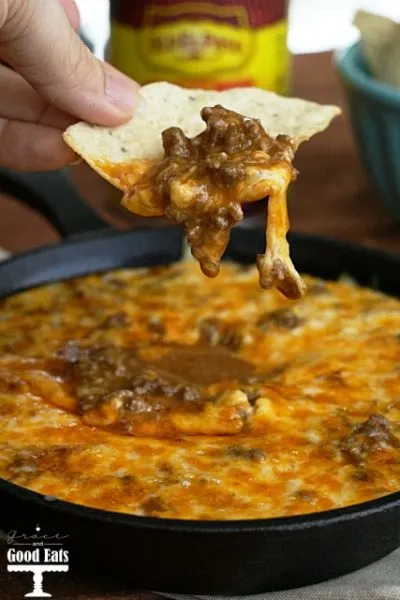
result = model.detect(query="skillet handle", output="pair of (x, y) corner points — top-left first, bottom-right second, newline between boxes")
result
(0, 167), (110, 240)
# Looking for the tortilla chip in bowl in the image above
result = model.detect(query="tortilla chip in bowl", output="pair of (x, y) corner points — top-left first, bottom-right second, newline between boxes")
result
(336, 11), (400, 222)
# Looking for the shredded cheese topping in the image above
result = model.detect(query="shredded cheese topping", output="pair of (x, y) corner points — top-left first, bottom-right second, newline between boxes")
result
(0, 262), (399, 520)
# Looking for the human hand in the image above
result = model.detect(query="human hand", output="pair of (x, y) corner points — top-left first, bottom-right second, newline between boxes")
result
(0, 0), (139, 171)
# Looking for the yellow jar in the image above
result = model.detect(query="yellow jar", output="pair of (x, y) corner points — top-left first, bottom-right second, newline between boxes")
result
(109, 0), (291, 93)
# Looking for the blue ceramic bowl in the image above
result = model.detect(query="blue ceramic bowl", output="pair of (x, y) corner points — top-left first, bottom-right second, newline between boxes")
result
(336, 42), (400, 221)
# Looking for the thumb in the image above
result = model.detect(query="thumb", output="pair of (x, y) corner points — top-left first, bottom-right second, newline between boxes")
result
(58, 0), (80, 31)
(0, 0), (138, 126)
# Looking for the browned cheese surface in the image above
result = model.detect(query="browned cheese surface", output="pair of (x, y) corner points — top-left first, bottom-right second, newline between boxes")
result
(0, 261), (399, 520)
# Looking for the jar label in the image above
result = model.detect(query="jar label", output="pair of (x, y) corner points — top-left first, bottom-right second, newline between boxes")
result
(110, 0), (290, 92)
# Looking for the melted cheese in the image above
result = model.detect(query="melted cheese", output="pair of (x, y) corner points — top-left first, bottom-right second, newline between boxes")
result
(99, 106), (305, 298)
(0, 262), (399, 520)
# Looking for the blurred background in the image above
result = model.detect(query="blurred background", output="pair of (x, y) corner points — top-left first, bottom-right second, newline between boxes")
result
(76, 0), (400, 58)
(2, 0), (400, 257)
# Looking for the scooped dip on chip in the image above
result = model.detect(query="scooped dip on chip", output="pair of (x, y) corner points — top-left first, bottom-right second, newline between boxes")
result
(63, 82), (340, 299)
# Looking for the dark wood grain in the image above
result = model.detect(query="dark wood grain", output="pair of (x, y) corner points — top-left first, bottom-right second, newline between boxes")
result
(0, 51), (398, 599)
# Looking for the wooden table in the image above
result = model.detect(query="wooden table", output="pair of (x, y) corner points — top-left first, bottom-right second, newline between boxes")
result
(1, 51), (399, 600)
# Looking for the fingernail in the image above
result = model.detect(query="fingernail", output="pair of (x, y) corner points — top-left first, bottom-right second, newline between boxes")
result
(105, 71), (137, 118)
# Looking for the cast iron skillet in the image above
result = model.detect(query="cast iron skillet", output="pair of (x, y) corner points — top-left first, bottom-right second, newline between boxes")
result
(0, 167), (400, 595)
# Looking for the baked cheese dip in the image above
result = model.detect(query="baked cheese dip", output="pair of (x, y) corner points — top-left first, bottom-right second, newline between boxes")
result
(0, 262), (399, 520)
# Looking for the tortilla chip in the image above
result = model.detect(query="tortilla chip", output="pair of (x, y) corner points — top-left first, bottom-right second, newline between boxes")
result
(354, 10), (400, 89)
(63, 83), (340, 299)
(63, 82), (340, 192)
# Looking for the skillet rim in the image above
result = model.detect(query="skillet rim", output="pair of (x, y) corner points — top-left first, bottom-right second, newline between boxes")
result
(1, 227), (400, 531)
(1, 226), (400, 265)
(1, 227), (400, 299)
(1, 477), (400, 533)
